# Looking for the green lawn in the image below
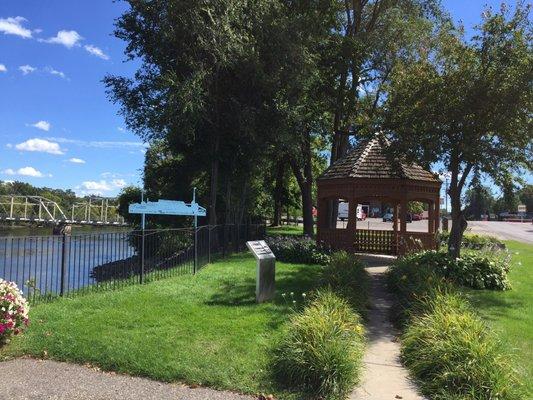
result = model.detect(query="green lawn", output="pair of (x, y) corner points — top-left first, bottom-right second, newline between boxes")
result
(266, 225), (306, 236)
(1, 253), (323, 397)
(465, 241), (533, 396)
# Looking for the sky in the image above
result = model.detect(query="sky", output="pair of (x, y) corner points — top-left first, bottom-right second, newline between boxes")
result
(0, 0), (528, 199)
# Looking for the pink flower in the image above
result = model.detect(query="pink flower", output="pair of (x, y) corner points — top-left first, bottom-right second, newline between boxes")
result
(0, 324), (6, 334)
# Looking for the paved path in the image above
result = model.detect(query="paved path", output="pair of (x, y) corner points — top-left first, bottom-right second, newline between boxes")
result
(0, 358), (254, 400)
(351, 255), (425, 400)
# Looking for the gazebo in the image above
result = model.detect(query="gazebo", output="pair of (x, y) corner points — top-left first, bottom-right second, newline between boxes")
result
(317, 137), (441, 255)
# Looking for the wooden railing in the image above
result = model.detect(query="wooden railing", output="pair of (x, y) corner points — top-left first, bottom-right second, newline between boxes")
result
(319, 228), (437, 255)
(354, 229), (396, 254)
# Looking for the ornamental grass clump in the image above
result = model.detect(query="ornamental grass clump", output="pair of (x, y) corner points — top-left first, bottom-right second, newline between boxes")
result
(275, 289), (365, 400)
(322, 251), (370, 315)
(401, 292), (523, 400)
(0, 279), (30, 345)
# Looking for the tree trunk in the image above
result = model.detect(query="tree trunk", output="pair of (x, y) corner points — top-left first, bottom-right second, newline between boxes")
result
(290, 131), (314, 237)
(447, 164), (471, 258)
(208, 135), (220, 226)
(271, 159), (285, 227)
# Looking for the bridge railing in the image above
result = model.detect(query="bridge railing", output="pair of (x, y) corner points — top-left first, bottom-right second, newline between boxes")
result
(0, 224), (265, 302)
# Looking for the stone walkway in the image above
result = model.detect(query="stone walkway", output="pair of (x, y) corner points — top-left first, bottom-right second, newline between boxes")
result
(351, 255), (425, 400)
(0, 358), (254, 400)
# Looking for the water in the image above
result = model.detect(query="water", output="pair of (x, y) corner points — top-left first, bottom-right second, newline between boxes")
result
(0, 229), (137, 298)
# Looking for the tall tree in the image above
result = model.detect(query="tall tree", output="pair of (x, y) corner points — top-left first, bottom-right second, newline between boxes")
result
(383, 3), (533, 256)
(325, 0), (440, 163)
(105, 0), (279, 225)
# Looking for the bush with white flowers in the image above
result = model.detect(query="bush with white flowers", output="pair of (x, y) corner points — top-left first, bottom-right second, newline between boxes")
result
(0, 279), (29, 344)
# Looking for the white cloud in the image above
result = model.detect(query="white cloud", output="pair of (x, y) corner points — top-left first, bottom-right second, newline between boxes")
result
(15, 138), (64, 155)
(30, 120), (51, 131)
(40, 30), (82, 48)
(79, 178), (128, 195)
(3, 166), (50, 178)
(0, 17), (32, 39)
(117, 127), (125, 132)
(0, 64), (7, 73)
(81, 180), (111, 191)
(84, 44), (109, 60)
(48, 137), (147, 149)
(68, 157), (85, 164)
(44, 66), (67, 79)
(19, 64), (36, 75)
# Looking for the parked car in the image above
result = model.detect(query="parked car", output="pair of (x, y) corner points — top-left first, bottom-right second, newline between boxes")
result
(383, 212), (412, 222)
(412, 213), (422, 221)
(382, 212), (393, 222)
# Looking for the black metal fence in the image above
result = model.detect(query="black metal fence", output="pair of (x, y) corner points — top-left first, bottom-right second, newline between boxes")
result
(0, 224), (264, 302)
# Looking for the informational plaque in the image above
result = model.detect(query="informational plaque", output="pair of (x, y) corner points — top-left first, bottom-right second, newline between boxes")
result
(246, 240), (276, 303)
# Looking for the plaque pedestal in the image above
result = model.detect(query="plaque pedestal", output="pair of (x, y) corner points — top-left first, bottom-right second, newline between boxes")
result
(246, 240), (276, 303)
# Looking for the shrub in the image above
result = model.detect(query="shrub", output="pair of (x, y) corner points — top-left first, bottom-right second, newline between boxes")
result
(322, 251), (370, 315)
(0, 279), (30, 345)
(390, 250), (511, 291)
(275, 289), (365, 399)
(438, 231), (505, 250)
(265, 235), (331, 265)
(402, 292), (523, 400)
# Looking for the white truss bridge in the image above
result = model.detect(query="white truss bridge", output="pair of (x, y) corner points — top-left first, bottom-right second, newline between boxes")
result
(0, 195), (127, 226)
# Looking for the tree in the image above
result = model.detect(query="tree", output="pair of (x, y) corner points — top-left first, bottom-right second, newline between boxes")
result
(463, 174), (495, 219)
(105, 0), (281, 225)
(518, 184), (533, 212)
(383, 3), (533, 257)
(324, 0), (441, 163)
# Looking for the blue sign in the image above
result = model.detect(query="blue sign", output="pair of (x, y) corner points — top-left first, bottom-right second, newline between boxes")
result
(129, 200), (206, 217)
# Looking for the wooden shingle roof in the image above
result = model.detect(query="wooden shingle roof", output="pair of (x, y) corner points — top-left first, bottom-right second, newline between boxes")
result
(319, 137), (439, 182)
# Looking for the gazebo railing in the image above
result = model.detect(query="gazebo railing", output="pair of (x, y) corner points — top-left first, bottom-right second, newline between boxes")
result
(318, 228), (437, 255)
(353, 229), (396, 254)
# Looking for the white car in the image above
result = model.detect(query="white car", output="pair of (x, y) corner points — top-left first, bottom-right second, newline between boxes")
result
(338, 202), (366, 221)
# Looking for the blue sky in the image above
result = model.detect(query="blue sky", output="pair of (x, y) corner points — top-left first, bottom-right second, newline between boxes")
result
(0, 1), (528, 198)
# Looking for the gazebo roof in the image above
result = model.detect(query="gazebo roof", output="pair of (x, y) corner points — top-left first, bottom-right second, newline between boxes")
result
(319, 137), (439, 182)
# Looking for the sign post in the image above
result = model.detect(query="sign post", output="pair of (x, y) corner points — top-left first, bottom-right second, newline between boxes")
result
(129, 191), (206, 282)
(246, 240), (276, 303)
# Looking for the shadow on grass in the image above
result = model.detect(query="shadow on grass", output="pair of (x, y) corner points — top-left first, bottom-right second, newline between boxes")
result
(466, 292), (526, 323)
(206, 264), (323, 307)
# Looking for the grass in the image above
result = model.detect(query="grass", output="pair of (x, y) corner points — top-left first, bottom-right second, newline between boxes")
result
(1, 253), (323, 398)
(266, 225), (306, 236)
(464, 241), (533, 397)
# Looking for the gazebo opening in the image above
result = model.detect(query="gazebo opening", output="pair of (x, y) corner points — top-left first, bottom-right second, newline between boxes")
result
(317, 137), (441, 255)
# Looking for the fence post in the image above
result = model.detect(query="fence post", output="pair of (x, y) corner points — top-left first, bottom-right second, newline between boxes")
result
(60, 232), (68, 296)
(193, 226), (197, 274)
(140, 213), (145, 284)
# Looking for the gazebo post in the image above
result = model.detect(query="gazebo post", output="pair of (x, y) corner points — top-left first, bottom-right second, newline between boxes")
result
(347, 198), (357, 232)
(428, 200), (434, 234)
(399, 199), (407, 233)
(393, 202), (399, 254)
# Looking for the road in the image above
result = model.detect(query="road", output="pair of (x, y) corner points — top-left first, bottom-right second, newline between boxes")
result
(466, 220), (533, 244)
(336, 218), (532, 244)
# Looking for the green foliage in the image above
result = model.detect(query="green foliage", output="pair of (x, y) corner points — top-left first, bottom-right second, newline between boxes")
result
(402, 291), (523, 400)
(265, 235), (331, 265)
(274, 289), (365, 400)
(322, 251), (370, 315)
(383, 4), (533, 256)
(438, 231), (505, 250)
(392, 250), (511, 291)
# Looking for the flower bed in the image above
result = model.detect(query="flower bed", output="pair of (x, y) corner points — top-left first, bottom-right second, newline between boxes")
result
(0, 279), (29, 345)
